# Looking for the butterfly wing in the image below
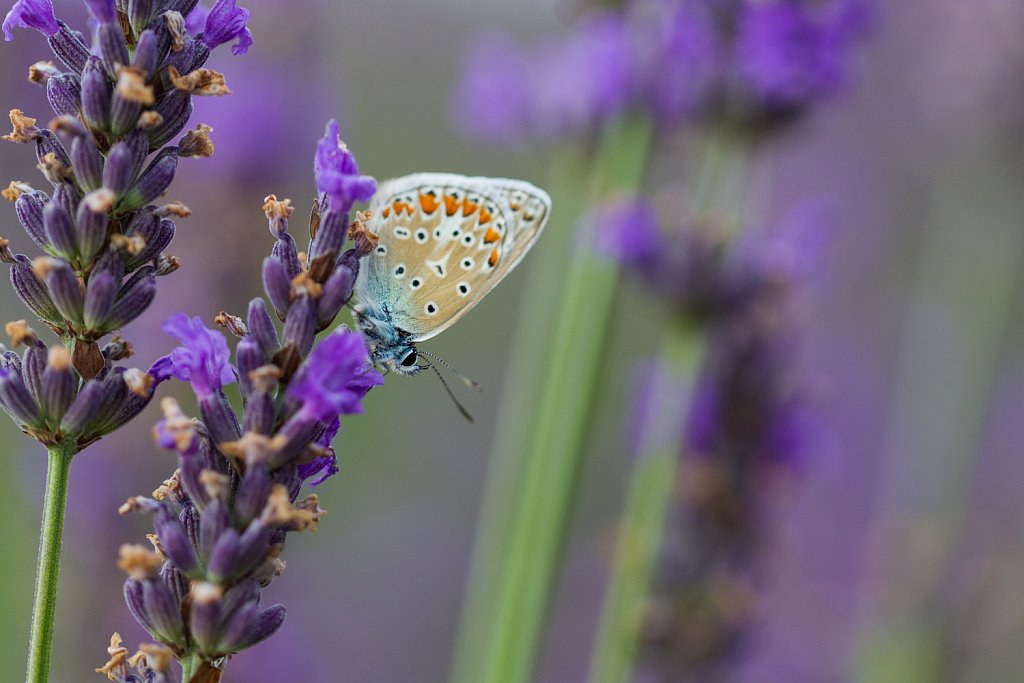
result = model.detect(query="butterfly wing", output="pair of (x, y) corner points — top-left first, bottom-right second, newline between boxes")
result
(356, 173), (551, 342)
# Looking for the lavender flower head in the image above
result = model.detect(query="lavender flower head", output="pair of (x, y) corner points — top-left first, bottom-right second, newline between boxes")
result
(451, 0), (875, 143)
(112, 121), (383, 678)
(605, 201), (817, 680)
(0, 0), (252, 450)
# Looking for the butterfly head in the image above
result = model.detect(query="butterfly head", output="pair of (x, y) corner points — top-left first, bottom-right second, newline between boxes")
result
(353, 302), (423, 377)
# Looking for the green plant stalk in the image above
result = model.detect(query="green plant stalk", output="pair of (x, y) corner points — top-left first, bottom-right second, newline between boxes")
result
(587, 324), (704, 683)
(448, 146), (589, 683)
(460, 116), (653, 683)
(25, 440), (76, 683)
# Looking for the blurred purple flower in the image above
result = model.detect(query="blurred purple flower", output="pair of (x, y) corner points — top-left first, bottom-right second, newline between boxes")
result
(594, 196), (663, 265)
(738, 2), (854, 107)
(450, 32), (531, 144)
(201, 0), (253, 56)
(2, 0), (57, 40)
(314, 119), (377, 213)
(288, 330), (383, 423)
(151, 314), (236, 400)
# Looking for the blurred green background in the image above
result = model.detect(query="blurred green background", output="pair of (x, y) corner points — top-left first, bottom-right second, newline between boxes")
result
(2, 1), (1024, 681)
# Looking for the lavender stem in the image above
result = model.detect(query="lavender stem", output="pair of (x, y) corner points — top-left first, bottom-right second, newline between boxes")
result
(25, 439), (75, 683)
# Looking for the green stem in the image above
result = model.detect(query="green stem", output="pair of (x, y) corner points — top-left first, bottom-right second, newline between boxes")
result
(180, 654), (201, 682)
(448, 146), (589, 683)
(452, 117), (653, 683)
(25, 440), (75, 683)
(587, 324), (704, 683)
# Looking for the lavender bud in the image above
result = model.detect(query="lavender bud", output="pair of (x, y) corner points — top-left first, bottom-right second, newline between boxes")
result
(97, 22), (130, 74)
(262, 257), (291, 318)
(103, 142), (135, 197)
(246, 298), (280, 359)
(189, 40), (211, 72)
(198, 498), (230, 561)
(235, 466), (271, 525)
(124, 130), (150, 179)
(232, 520), (273, 577)
(84, 271), (117, 329)
(127, 218), (174, 269)
(121, 152), (177, 211)
(22, 343), (47, 404)
(128, 0), (157, 34)
(206, 528), (241, 582)
(242, 390), (275, 435)
(282, 295), (316, 357)
(110, 91), (143, 138)
(47, 24), (91, 74)
(15, 191), (50, 252)
(199, 392), (241, 445)
(235, 338), (262, 400)
(60, 379), (106, 433)
(317, 265), (354, 328)
(93, 247), (125, 282)
(124, 579), (156, 635)
(39, 346), (74, 422)
(234, 605), (286, 651)
(51, 184), (80, 219)
(11, 256), (61, 322)
(34, 130), (73, 181)
(308, 210), (347, 265)
(80, 57), (112, 132)
(142, 578), (185, 644)
(154, 506), (199, 576)
(76, 191), (113, 260)
(217, 600), (258, 653)
(42, 259), (84, 324)
(45, 74), (81, 119)
(107, 270), (156, 328)
(83, 369), (127, 432)
(133, 29), (160, 77)
(70, 136), (104, 192)
(148, 90), (191, 150)
(42, 200), (76, 259)
(189, 582), (223, 654)
(0, 367), (42, 426)
(271, 233), (302, 280)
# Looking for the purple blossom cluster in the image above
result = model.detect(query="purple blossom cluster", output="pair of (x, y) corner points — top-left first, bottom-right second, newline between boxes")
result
(107, 121), (383, 679)
(0, 0), (251, 449)
(452, 0), (873, 144)
(599, 200), (810, 679)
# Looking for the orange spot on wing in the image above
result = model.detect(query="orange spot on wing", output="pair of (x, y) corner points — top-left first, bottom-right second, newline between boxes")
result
(488, 248), (500, 267)
(444, 194), (460, 216)
(419, 193), (439, 214)
(463, 198), (479, 216)
(483, 227), (501, 244)
(393, 200), (414, 215)
(382, 207), (391, 218)
(479, 207), (493, 224)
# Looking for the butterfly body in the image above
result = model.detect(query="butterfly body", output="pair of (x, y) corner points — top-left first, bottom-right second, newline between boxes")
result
(354, 173), (551, 376)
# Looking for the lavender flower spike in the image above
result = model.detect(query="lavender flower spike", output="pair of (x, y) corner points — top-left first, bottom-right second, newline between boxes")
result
(314, 119), (377, 213)
(202, 0), (253, 56)
(2, 0), (57, 41)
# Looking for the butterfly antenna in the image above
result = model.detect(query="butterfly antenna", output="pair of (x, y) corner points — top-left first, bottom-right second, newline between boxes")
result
(420, 358), (475, 423)
(419, 350), (484, 392)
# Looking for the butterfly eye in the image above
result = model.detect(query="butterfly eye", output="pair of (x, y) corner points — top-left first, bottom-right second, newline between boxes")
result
(401, 349), (418, 367)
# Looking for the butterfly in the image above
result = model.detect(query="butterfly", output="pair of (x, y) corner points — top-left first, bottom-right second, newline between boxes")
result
(353, 173), (551, 388)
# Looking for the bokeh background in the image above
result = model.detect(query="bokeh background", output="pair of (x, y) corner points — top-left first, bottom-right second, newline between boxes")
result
(1, 1), (1023, 681)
